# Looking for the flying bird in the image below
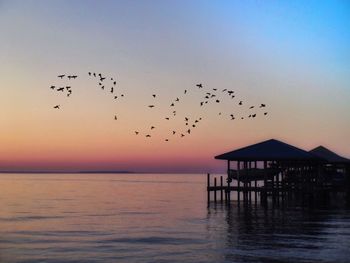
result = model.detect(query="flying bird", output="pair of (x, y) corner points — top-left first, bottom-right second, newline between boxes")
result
(175, 98), (179, 102)
(184, 90), (187, 94)
(146, 135), (151, 138)
(50, 86), (55, 89)
(148, 105), (155, 108)
(114, 115), (118, 120)
(172, 131), (176, 135)
(58, 75), (65, 79)
(152, 94), (156, 98)
(165, 117), (170, 120)
(264, 112), (268, 115)
(249, 106), (255, 109)
(53, 105), (60, 109)
(135, 131), (139, 135)
(57, 87), (65, 92)
(260, 104), (266, 108)
(151, 126), (155, 130)
(196, 83), (203, 88)
(239, 101), (242, 105)
(170, 103), (174, 107)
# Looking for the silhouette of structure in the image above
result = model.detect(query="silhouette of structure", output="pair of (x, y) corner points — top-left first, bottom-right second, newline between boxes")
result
(208, 139), (350, 207)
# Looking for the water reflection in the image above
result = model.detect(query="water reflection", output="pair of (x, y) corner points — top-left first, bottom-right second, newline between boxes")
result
(207, 202), (350, 262)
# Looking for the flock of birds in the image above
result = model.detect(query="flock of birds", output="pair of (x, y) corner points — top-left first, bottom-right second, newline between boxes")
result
(49, 72), (268, 142)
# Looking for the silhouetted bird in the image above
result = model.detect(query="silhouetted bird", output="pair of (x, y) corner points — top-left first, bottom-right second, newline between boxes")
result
(50, 86), (55, 89)
(66, 86), (71, 90)
(172, 131), (176, 135)
(114, 96), (118, 99)
(216, 100), (220, 103)
(260, 104), (266, 108)
(152, 94), (156, 98)
(184, 90), (187, 94)
(99, 82), (102, 86)
(58, 75), (65, 79)
(135, 131), (139, 135)
(57, 87), (64, 92)
(170, 103), (174, 107)
(113, 81), (116, 85)
(264, 112), (268, 115)
(200, 102), (204, 106)
(121, 94), (124, 97)
(93, 73), (96, 77)
(67, 75), (73, 80)
(195, 120), (198, 123)
(219, 112), (221, 115)
(114, 115), (117, 120)
(239, 101), (242, 105)
(151, 126), (155, 130)
(146, 135), (151, 138)
(100, 77), (106, 81)
(249, 106), (254, 109)
(175, 98), (179, 102)
(185, 117), (189, 121)
(196, 83), (203, 88)
(192, 125), (195, 128)
(101, 86), (104, 90)
(165, 139), (169, 142)
(222, 89), (227, 92)
(187, 129), (191, 134)
(165, 117), (170, 120)
(148, 105), (155, 108)
(88, 72), (91, 76)
(72, 75), (77, 79)
(213, 88), (217, 91)
(111, 87), (114, 93)
(53, 105), (60, 109)
(181, 134), (185, 137)
(252, 114), (256, 118)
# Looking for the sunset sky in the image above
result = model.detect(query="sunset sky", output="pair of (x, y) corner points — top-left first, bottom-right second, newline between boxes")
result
(1, 0), (349, 173)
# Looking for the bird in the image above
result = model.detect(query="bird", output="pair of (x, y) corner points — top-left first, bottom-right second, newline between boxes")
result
(181, 134), (185, 137)
(195, 120), (198, 123)
(111, 87), (114, 93)
(216, 100), (220, 103)
(264, 112), (268, 115)
(152, 94), (156, 98)
(165, 117), (170, 120)
(100, 77), (106, 81)
(170, 103), (175, 107)
(114, 115), (117, 120)
(66, 86), (71, 90)
(222, 89), (227, 92)
(57, 87), (65, 92)
(148, 105), (155, 108)
(146, 135), (151, 138)
(192, 125), (196, 128)
(184, 90), (187, 94)
(101, 86), (104, 90)
(213, 88), (217, 91)
(200, 102), (204, 106)
(175, 98), (179, 102)
(239, 101), (242, 105)
(260, 104), (266, 108)
(187, 129), (191, 134)
(185, 117), (189, 121)
(249, 106), (254, 109)
(67, 75), (73, 80)
(99, 82), (102, 86)
(114, 96), (118, 99)
(53, 105), (60, 109)
(219, 112), (222, 115)
(58, 75), (65, 79)
(93, 73), (96, 77)
(50, 85), (55, 89)
(241, 117), (244, 119)
(121, 94), (124, 97)
(165, 139), (169, 142)
(252, 114), (256, 118)
(135, 131), (139, 135)
(196, 83), (203, 88)
(72, 75), (77, 79)
(151, 126), (155, 130)
(113, 81), (116, 85)
(172, 131), (176, 135)
(88, 72), (91, 76)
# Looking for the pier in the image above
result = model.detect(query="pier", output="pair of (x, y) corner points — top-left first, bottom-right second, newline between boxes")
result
(208, 139), (350, 206)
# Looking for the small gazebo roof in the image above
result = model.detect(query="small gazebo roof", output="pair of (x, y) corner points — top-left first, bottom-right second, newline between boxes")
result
(215, 139), (320, 161)
(309, 146), (350, 164)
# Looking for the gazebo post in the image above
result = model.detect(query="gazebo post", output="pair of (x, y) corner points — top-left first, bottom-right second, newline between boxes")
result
(237, 161), (240, 204)
(227, 160), (231, 203)
(254, 161), (258, 204)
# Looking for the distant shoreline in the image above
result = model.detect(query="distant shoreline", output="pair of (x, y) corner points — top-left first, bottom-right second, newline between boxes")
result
(0, 171), (134, 174)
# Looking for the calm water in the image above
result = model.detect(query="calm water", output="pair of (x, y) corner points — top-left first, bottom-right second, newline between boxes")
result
(0, 173), (350, 263)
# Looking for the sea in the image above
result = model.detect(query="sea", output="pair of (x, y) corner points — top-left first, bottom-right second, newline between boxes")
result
(0, 173), (349, 263)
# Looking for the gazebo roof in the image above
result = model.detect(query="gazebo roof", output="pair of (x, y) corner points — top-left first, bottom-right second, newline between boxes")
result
(309, 146), (350, 164)
(215, 139), (320, 161)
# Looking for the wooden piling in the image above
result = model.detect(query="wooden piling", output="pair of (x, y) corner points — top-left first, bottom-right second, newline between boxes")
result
(220, 176), (223, 202)
(214, 177), (217, 203)
(207, 173), (210, 204)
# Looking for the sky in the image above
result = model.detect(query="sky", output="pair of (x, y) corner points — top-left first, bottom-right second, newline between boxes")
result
(1, 0), (349, 173)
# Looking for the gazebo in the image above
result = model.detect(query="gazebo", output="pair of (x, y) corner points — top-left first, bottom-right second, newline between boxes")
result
(212, 139), (322, 204)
